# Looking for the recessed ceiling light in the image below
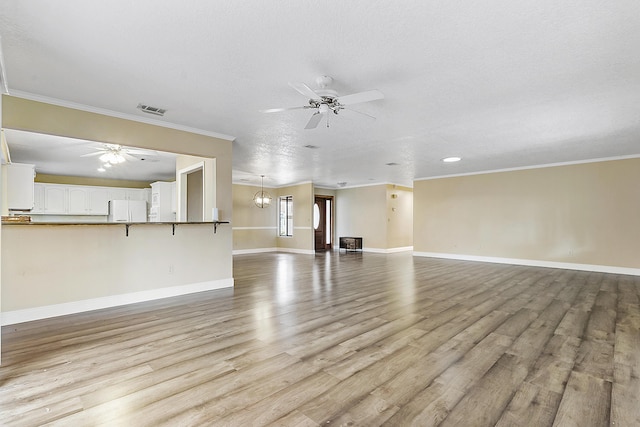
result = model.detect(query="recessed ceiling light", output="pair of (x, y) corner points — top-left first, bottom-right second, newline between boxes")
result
(442, 156), (462, 163)
(97, 167), (106, 172)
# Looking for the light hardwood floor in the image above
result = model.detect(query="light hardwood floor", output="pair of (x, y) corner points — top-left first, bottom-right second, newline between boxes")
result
(1, 252), (639, 426)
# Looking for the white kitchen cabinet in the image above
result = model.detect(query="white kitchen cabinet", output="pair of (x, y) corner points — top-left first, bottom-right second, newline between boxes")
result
(108, 188), (127, 201)
(44, 185), (66, 214)
(32, 183), (45, 214)
(32, 183), (138, 216)
(126, 188), (148, 201)
(6, 163), (35, 210)
(87, 188), (109, 215)
(68, 186), (110, 214)
(107, 188), (147, 202)
(68, 187), (88, 214)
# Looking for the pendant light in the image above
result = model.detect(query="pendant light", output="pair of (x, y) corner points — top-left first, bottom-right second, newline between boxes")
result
(253, 175), (272, 208)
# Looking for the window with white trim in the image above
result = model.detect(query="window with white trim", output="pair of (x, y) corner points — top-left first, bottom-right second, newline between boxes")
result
(279, 195), (293, 236)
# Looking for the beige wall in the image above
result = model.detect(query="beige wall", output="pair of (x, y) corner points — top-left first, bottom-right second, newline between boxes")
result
(335, 184), (388, 250)
(413, 158), (640, 269)
(35, 173), (153, 188)
(386, 185), (413, 249)
(2, 224), (232, 312)
(1, 95), (234, 320)
(276, 182), (314, 252)
(232, 182), (314, 253)
(232, 183), (277, 251)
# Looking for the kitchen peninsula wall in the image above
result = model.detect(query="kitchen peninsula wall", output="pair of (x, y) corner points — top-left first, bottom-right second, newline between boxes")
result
(1, 94), (234, 325)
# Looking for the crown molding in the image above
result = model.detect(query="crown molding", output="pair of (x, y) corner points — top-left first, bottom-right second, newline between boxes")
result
(415, 154), (640, 182)
(7, 90), (236, 142)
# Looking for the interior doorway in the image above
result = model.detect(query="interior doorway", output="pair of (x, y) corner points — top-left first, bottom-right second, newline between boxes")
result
(186, 168), (204, 222)
(314, 196), (333, 251)
(177, 161), (205, 222)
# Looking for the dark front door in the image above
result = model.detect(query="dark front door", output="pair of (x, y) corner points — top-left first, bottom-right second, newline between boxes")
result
(314, 196), (332, 251)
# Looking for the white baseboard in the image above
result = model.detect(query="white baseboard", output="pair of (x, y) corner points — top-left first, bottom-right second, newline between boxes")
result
(234, 247), (413, 256)
(1, 278), (234, 326)
(233, 247), (315, 255)
(362, 247), (386, 253)
(362, 246), (414, 254)
(386, 246), (414, 253)
(233, 247), (278, 255)
(413, 252), (640, 276)
(279, 248), (316, 255)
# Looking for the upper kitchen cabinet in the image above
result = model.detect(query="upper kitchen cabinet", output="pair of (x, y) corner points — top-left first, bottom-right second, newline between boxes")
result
(5, 163), (35, 211)
(32, 183), (147, 217)
(68, 186), (110, 215)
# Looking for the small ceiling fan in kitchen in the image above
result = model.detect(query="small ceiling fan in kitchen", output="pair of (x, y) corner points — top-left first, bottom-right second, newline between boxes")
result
(80, 143), (157, 165)
(261, 76), (384, 129)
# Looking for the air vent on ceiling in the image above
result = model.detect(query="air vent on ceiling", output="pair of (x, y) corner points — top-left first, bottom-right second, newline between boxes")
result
(385, 162), (399, 166)
(304, 144), (319, 149)
(137, 103), (166, 116)
(337, 182), (347, 187)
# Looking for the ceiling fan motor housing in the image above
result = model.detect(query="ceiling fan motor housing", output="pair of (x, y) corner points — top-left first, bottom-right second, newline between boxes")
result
(308, 89), (343, 115)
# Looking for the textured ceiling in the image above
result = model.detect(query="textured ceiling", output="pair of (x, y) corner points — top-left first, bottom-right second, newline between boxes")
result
(1, 1), (639, 188)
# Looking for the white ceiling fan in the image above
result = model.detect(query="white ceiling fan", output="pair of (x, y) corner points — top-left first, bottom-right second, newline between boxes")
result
(261, 76), (384, 129)
(80, 143), (157, 164)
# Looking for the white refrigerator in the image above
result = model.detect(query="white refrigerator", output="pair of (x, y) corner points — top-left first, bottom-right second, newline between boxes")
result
(108, 200), (147, 222)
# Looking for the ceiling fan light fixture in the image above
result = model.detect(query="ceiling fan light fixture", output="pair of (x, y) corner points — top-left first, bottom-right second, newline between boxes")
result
(99, 151), (126, 164)
(253, 175), (272, 208)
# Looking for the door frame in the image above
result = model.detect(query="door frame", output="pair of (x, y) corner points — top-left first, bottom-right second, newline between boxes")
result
(176, 161), (205, 222)
(314, 195), (334, 251)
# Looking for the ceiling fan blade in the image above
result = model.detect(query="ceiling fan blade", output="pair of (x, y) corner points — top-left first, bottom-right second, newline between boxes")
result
(80, 151), (104, 157)
(124, 148), (158, 156)
(305, 112), (323, 129)
(289, 82), (323, 100)
(337, 89), (384, 105)
(260, 106), (307, 113)
(343, 107), (377, 120)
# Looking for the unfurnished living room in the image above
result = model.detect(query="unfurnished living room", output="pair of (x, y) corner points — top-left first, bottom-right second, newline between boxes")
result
(0, 2), (639, 426)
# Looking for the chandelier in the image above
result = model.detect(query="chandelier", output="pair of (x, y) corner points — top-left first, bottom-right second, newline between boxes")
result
(253, 175), (272, 208)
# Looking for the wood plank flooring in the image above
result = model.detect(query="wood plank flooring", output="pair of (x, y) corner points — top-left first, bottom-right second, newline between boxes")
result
(1, 252), (639, 426)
